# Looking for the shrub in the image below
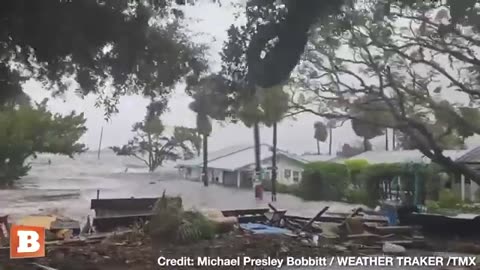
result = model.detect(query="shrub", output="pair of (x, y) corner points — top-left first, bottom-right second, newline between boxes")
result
(261, 179), (299, 194)
(298, 162), (349, 201)
(177, 211), (215, 243)
(344, 159), (369, 187)
(437, 189), (462, 209)
(344, 188), (370, 205)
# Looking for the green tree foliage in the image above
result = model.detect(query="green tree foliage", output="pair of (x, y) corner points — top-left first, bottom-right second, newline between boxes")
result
(148, 192), (214, 245)
(1, 0), (206, 115)
(111, 114), (200, 172)
(0, 100), (87, 186)
(289, 0), (480, 184)
(188, 74), (230, 185)
(344, 159), (369, 186)
(260, 85), (290, 126)
(260, 85), (290, 201)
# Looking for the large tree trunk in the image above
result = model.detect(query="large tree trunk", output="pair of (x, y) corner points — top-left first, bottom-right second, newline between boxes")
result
(202, 134), (208, 187)
(253, 122), (262, 196)
(328, 128), (333, 155)
(385, 129), (389, 151)
(363, 138), (369, 152)
(271, 122), (278, 202)
(316, 140), (320, 155)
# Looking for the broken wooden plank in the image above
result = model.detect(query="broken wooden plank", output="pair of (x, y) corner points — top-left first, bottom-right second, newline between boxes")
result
(301, 206), (329, 232)
(30, 263), (58, 270)
(90, 198), (159, 211)
(367, 225), (421, 235)
(267, 204), (286, 226)
(340, 208), (363, 227)
(221, 208), (270, 217)
(285, 214), (387, 224)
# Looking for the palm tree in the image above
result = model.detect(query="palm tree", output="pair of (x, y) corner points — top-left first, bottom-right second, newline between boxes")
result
(314, 121), (328, 155)
(261, 85), (289, 202)
(238, 98), (264, 192)
(197, 114), (212, 186)
(189, 101), (212, 186)
(188, 75), (229, 186)
(326, 119), (338, 155)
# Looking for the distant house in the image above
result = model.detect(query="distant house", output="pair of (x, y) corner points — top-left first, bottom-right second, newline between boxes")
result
(176, 144), (308, 188)
(345, 148), (480, 202)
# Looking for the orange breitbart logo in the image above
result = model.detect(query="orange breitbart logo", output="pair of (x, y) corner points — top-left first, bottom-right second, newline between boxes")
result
(10, 225), (45, 259)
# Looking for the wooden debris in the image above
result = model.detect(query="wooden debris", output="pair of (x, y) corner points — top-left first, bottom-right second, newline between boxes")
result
(301, 206), (329, 232)
(365, 224), (420, 235)
(267, 204), (287, 226)
(30, 263), (58, 270)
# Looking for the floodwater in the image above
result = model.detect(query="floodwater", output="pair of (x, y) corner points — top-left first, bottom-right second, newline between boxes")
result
(0, 151), (465, 269)
(0, 151), (358, 223)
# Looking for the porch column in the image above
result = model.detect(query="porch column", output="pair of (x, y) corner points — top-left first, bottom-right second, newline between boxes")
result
(461, 174), (465, 201)
(470, 181), (475, 202)
(237, 171), (241, 188)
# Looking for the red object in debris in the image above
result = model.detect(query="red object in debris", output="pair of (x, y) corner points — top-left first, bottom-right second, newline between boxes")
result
(255, 184), (263, 200)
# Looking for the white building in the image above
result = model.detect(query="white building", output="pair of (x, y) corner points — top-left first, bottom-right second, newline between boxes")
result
(345, 148), (480, 202)
(176, 144), (308, 188)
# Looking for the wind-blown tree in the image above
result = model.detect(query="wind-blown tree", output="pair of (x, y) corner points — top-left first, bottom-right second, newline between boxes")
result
(221, 2), (285, 191)
(351, 119), (383, 152)
(313, 121), (328, 155)
(1, 0), (207, 115)
(261, 85), (290, 201)
(0, 99), (87, 186)
(188, 75), (230, 186)
(326, 119), (338, 155)
(237, 98), (264, 187)
(195, 113), (212, 186)
(289, 1), (480, 183)
(337, 142), (368, 158)
(112, 104), (200, 172)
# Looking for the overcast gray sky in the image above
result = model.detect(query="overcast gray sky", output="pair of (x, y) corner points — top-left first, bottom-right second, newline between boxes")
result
(22, 0), (479, 155)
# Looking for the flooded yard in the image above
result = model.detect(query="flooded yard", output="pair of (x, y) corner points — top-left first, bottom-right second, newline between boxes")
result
(0, 151), (358, 224)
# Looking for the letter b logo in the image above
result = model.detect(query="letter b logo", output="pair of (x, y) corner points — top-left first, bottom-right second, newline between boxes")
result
(10, 225), (45, 259)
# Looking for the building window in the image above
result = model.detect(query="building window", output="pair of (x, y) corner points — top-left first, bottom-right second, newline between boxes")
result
(284, 169), (291, 179)
(293, 171), (300, 182)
